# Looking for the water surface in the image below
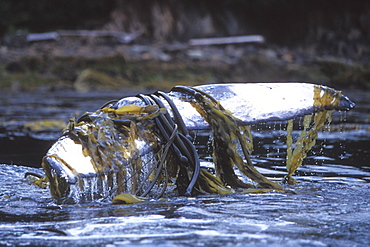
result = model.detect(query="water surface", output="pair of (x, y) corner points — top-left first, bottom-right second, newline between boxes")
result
(0, 88), (369, 246)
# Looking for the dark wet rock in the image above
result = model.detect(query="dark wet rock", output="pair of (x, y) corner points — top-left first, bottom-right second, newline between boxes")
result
(5, 61), (26, 73)
(315, 58), (370, 88)
(74, 69), (131, 92)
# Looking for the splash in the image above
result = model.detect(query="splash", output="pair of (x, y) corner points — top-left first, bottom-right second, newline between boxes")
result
(284, 85), (342, 184)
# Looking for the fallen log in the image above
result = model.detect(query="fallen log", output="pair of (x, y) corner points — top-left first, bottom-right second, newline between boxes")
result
(26, 30), (142, 43)
(188, 35), (265, 46)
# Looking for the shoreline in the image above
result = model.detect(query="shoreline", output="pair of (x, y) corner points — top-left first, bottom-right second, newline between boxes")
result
(1, 40), (369, 92)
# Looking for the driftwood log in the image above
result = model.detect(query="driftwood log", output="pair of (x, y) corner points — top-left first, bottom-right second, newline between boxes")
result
(26, 30), (142, 43)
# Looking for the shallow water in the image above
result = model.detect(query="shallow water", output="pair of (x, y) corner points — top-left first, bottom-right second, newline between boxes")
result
(1, 88), (370, 246)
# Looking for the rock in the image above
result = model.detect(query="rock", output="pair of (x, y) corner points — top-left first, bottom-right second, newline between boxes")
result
(74, 69), (131, 92)
(5, 61), (26, 73)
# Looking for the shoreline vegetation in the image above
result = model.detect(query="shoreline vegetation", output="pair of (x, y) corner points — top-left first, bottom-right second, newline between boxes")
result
(1, 39), (369, 92)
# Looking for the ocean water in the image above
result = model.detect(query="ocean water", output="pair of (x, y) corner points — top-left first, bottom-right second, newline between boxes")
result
(0, 88), (369, 246)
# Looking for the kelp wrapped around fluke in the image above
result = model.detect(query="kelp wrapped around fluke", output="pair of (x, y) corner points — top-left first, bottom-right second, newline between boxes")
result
(41, 83), (355, 203)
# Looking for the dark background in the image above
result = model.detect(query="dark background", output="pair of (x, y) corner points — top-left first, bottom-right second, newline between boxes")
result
(1, 0), (369, 54)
